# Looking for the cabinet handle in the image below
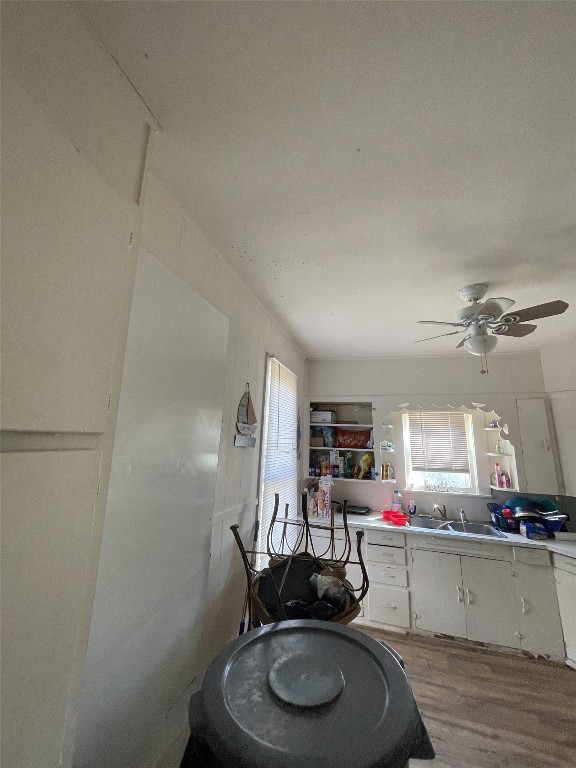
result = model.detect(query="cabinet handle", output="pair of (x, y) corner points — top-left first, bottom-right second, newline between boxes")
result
(457, 586), (464, 603)
(383, 603), (397, 609)
(466, 588), (474, 605)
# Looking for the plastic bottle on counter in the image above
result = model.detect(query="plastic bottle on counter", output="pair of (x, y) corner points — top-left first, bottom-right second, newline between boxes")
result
(343, 452), (352, 479)
(318, 475), (333, 518)
(381, 462), (395, 480)
(494, 462), (502, 488)
(391, 489), (403, 512)
(407, 499), (417, 516)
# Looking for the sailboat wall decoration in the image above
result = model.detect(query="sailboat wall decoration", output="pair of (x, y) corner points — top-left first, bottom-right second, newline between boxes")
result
(235, 383), (257, 447)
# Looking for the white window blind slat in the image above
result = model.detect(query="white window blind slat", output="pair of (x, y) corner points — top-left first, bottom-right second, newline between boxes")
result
(258, 358), (298, 563)
(407, 411), (470, 473)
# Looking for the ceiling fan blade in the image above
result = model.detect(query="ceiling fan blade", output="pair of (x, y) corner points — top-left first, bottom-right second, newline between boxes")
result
(456, 336), (470, 348)
(417, 320), (464, 327)
(502, 300), (569, 324)
(477, 297), (515, 318)
(494, 323), (538, 337)
(415, 330), (465, 343)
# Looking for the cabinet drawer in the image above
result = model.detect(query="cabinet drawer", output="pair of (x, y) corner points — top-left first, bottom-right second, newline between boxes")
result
(368, 563), (408, 587)
(368, 585), (410, 627)
(366, 529), (405, 547)
(513, 546), (550, 566)
(309, 524), (343, 539)
(309, 534), (341, 560)
(553, 553), (576, 576)
(309, 524), (362, 541)
(367, 544), (406, 566)
(410, 535), (509, 561)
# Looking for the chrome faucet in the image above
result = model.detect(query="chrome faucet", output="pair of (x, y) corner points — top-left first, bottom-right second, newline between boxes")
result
(433, 504), (448, 520)
(460, 509), (468, 523)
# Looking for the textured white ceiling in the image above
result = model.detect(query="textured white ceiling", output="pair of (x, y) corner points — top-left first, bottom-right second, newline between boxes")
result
(79, 1), (576, 358)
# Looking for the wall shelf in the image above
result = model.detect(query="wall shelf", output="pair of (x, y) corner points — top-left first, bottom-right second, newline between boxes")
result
(311, 422), (372, 429)
(309, 401), (375, 483)
(309, 446), (374, 452)
(483, 411), (518, 495)
(331, 476), (376, 482)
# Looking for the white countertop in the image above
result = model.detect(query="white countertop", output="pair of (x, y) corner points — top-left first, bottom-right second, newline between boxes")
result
(310, 513), (576, 557)
(547, 537), (576, 559)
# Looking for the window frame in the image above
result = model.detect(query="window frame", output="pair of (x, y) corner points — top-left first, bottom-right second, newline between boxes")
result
(257, 356), (299, 567)
(402, 410), (479, 494)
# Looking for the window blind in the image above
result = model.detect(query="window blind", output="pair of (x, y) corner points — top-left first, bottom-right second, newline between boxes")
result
(258, 357), (298, 563)
(407, 411), (470, 473)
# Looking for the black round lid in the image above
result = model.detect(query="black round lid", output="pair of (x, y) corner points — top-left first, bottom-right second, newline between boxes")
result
(200, 620), (418, 768)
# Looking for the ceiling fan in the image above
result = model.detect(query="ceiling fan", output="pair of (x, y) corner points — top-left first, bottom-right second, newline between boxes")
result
(416, 283), (569, 360)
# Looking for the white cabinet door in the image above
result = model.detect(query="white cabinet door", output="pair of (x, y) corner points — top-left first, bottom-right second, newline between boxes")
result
(309, 532), (338, 559)
(555, 568), (576, 664)
(514, 562), (565, 658)
(411, 549), (466, 637)
(516, 398), (559, 494)
(461, 557), (520, 648)
(2, 78), (135, 432)
(345, 560), (366, 618)
(1, 451), (102, 768)
(368, 584), (410, 627)
(345, 560), (366, 592)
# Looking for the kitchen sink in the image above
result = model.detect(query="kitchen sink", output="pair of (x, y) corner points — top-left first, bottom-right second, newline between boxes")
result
(408, 518), (451, 530)
(445, 521), (507, 538)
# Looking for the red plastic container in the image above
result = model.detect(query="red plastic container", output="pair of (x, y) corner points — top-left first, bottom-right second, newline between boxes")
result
(389, 512), (408, 526)
(381, 510), (394, 521)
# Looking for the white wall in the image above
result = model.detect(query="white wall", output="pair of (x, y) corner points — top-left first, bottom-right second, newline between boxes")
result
(540, 342), (576, 495)
(0, 4), (305, 768)
(306, 352), (558, 520)
(73, 251), (230, 768)
(138, 169), (306, 684)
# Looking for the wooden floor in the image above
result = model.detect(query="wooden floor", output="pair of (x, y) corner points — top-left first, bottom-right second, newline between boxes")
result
(357, 626), (576, 768)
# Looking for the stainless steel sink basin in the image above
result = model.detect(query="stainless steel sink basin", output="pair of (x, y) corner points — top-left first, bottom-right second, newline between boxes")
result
(446, 522), (507, 538)
(408, 518), (450, 530)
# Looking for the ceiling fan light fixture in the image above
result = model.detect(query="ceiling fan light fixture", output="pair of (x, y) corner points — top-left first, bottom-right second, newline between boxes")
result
(417, 285), (569, 359)
(464, 334), (498, 356)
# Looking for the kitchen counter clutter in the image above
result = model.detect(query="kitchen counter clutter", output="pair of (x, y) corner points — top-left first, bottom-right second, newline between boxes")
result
(307, 513), (573, 665)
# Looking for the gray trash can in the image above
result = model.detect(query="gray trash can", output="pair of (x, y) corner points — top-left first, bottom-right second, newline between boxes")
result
(181, 619), (434, 767)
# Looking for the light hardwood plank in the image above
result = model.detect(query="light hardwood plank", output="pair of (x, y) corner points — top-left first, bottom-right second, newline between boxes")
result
(358, 627), (576, 768)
